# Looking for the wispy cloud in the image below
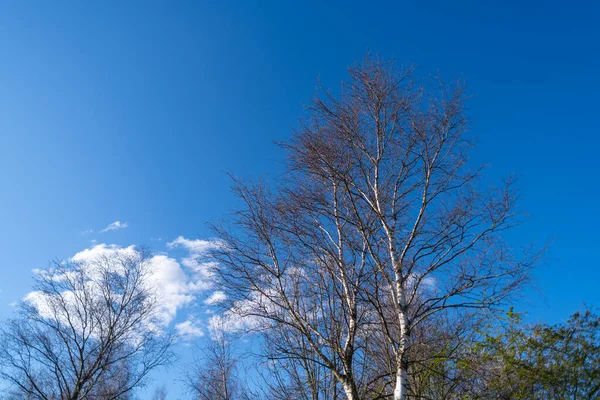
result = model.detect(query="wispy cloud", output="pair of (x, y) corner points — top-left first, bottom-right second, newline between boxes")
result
(204, 291), (227, 305)
(167, 236), (223, 254)
(100, 221), (128, 233)
(167, 236), (225, 280)
(175, 317), (204, 341)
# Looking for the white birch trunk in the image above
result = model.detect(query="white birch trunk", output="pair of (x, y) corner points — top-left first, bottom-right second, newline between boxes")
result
(394, 280), (410, 400)
(394, 363), (409, 400)
(342, 382), (357, 400)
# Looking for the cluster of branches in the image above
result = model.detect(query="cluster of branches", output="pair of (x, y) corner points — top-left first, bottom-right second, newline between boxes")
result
(461, 308), (600, 399)
(0, 249), (175, 400)
(184, 307), (600, 400)
(183, 325), (260, 400)
(209, 57), (542, 400)
(3, 57), (595, 400)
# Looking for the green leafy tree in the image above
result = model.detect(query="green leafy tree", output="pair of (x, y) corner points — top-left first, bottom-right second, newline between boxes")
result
(463, 308), (600, 399)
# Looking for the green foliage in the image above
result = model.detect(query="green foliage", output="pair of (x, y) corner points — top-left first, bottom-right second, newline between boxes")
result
(464, 308), (600, 399)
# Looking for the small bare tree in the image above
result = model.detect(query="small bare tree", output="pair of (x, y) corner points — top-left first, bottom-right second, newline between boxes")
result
(151, 385), (168, 400)
(184, 327), (253, 400)
(0, 248), (175, 400)
(212, 57), (538, 400)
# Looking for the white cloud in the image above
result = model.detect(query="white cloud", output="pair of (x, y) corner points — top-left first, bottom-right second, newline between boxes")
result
(71, 243), (137, 263)
(21, 237), (230, 344)
(167, 236), (225, 284)
(208, 293), (267, 335)
(100, 221), (128, 233)
(207, 266), (332, 336)
(26, 243), (215, 332)
(167, 236), (224, 255)
(175, 317), (204, 340)
(407, 273), (437, 293)
(204, 291), (227, 305)
(24, 289), (83, 330)
(147, 254), (198, 325)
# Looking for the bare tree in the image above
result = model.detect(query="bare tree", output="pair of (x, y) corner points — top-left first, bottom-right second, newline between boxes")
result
(212, 174), (376, 399)
(0, 248), (175, 400)
(184, 327), (253, 400)
(258, 322), (344, 400)
(151, 385), (168, 400)
(212, 57), (538, 400)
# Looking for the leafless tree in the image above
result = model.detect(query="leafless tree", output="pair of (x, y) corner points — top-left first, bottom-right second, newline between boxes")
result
(184, 327), (254, 400)
(212, 174), (376, 399)
(151, 385), (168, 400)
(211, 57), (538, 400)
(258, 322), (344, 400)
(0, 248), (175, 400)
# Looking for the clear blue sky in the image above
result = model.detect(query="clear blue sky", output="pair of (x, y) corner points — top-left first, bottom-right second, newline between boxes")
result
(1, 1), (598, 397)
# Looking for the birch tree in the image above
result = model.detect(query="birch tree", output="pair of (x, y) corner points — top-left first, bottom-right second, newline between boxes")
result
(212, 57), (537, 400)
(212, 175), (376, 400)
(258, 319), (345, 400)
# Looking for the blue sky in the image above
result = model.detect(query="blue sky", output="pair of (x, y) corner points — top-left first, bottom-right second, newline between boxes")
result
(1, 1), (599, 397)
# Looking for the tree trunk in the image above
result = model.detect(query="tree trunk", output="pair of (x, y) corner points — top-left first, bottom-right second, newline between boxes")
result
(342, 380), (359, 400)
(394, 361), (409, 400)
(394, 287), (410, 400)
